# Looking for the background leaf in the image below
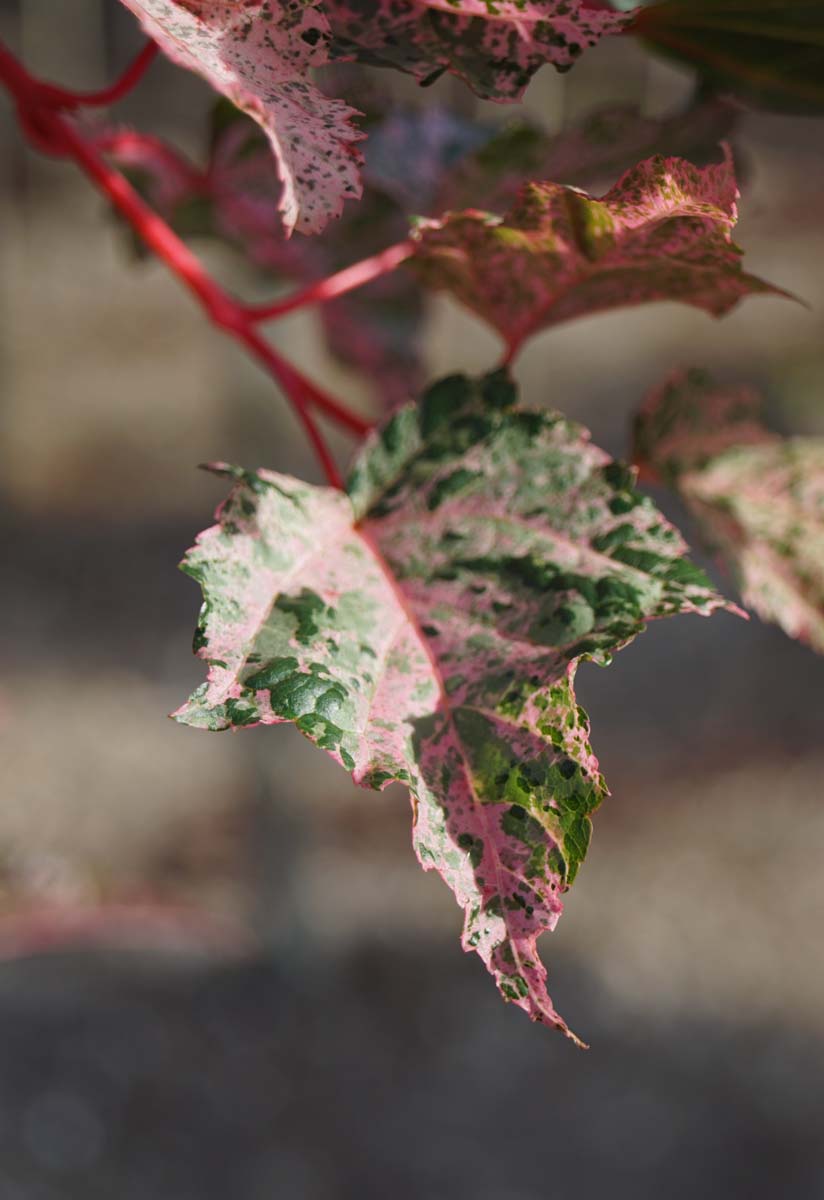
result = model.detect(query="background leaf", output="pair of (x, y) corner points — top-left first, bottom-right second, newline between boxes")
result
(444, 95), (741, 212)
(176, 371), (734, 1040)
(412, 151), (790, 354)
(636, 0), (824, 114)
(325, 0), (635, 99)
(634, 368), (824, 653)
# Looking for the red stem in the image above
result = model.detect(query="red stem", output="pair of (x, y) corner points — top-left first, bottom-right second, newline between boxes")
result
(91, 127), (208, 192)
(0, 39), (376, 487)
(245, 239), (415, 322)
(237, 325), (347, 488)
(35, 41), (159, 110)
(498, 337), (520, 370)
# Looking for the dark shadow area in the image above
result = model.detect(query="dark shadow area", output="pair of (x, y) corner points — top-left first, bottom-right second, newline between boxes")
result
(0, 944), (821, 1199)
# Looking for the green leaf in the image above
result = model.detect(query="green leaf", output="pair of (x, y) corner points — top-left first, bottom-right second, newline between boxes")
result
(177, 372), (735, 1042)
(636, 0), (824, 114)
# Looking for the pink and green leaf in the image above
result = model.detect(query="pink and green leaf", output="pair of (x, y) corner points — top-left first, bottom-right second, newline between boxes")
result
(634, 368), (824, 654)
(412, 151), (791, 355)
(325, 0), (635, 99)
(117, 0), (364, 235)
(176, 371), (734, 1041)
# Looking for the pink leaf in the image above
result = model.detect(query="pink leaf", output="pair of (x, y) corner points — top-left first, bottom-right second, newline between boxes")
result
(117, 0), (364, 234)
(325, 0), (635, 99)
(176, 371), (735, 1041)
(634, 367), (824, 654)
(413, 151), (792, 355)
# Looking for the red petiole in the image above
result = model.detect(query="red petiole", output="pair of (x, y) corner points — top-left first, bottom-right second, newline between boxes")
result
(0, 39), (412, 487)
(244, 239), (415, 322)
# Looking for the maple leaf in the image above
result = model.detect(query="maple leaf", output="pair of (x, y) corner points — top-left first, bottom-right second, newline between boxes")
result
(117, 0), (363, 234)
(634, 368), (824, 654)
(325, 0), (634, 99)
(176, 371), (734, 1041)
(412, 151), (791, 356)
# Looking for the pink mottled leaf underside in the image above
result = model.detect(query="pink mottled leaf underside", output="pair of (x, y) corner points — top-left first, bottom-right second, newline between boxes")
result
(413, 151), (791, 355)
(324, 0), (634, 99)
(634, 368), (824, 654)
(115, 0), (632, 232)
(117, 0), (364, 234)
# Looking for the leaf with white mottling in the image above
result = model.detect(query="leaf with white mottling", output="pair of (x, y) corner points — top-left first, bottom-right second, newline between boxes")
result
(325, 0), (634, 99)
(176, 371), (735, 1041)
(117, 0), (363, 234)
(413, 152), (791, 355)
(634, 367), (824, 654)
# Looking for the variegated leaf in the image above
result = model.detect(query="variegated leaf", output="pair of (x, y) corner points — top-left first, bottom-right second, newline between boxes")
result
(634, 368), (824, 654)
(177, 371), (734, 1041)
(325, 0), (634, 99)
(413, 152), (790, 355)
(117, 0), (363, 234)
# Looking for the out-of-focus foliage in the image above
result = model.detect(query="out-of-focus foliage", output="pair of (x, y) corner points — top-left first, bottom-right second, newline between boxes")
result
(637, 0), (824, 114)
(101, 91), (746, 406)
(635, 367), (824, 653)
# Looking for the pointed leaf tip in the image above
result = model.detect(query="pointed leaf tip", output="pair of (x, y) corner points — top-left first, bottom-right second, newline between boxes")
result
(412, 152), (792, 351)
(177, 371), (733, 1036)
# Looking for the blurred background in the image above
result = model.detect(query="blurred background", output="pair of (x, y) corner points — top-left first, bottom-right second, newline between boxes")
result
(1, 1), (824, 1197)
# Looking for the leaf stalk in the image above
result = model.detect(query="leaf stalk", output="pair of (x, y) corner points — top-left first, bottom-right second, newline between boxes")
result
(0, 39), (378, 487)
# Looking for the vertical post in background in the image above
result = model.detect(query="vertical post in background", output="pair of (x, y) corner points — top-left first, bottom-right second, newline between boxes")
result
(20, 0), (108, 88)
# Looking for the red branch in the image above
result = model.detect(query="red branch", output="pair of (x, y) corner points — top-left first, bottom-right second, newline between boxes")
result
(34, 40), (160, 111)
(0, 39), (403, 488)
(245, 239), (415, 322)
